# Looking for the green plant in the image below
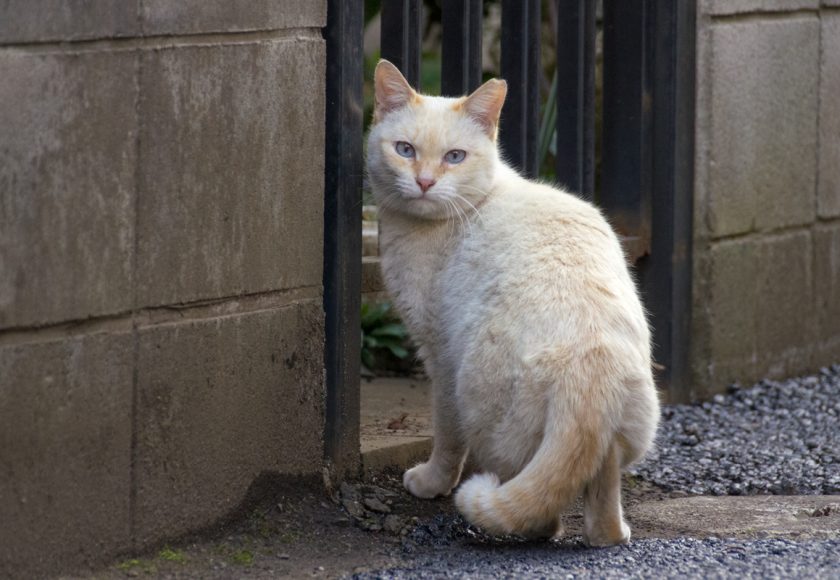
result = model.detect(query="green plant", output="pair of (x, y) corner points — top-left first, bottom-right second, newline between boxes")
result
(231, 550), (254, 566)
(117, 558), (157, 575)
(117, 559), (142, 571)
(361, 302), (410, 374)
(157, 547), (186, 563)
(537, 67), (559, 174)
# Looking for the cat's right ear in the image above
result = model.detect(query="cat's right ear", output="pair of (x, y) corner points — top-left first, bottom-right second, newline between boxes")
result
(463, 79), (507, 139)
(374, 60), (416, 122)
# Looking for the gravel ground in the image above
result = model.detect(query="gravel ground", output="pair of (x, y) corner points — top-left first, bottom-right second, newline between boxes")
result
(353, 366), (840, 579)
(630, 365), (840, 496)
(355, 538), (840, 579)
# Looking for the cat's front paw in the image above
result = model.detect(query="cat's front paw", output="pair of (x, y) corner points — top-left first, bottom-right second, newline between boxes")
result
(583, 519), (631, 547)
(403, 462), (458, 499)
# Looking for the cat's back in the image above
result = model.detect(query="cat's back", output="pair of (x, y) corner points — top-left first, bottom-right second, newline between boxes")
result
(465, 171), (627, 277)
(440, 170), (647, 356)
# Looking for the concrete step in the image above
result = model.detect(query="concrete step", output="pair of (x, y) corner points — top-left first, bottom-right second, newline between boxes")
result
(360, 377), (432, 477)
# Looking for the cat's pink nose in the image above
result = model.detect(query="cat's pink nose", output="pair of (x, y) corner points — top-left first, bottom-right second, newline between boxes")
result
(416, 177), (436, 193)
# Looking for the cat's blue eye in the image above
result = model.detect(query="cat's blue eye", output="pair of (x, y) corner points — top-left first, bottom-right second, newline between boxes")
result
(395, 141), (415, 158)
(444, 149), (467, 164)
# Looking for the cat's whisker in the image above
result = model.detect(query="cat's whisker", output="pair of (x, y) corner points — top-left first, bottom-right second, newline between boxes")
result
(437, 198), (456, 240)
(376, 191), (404, 215)
(454, 198), (474, 238)
(456, 184), (489, 198)
(445, 194), (473, 238)
(453, 187), (488, 224)
(452, 194), (484, 225)
(442, 197), (463, 238)
(442, 191), (480, 236)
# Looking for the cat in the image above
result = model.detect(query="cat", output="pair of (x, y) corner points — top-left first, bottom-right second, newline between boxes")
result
(366, 59), (660, 546)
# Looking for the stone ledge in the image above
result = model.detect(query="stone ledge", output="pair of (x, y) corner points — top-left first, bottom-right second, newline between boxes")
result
(631, 496), (840, 540)
(0, 0), (326, 45)
(0, 1), (139, 45)
(140, 0), (327, 37)
(363, 438), (433, 479)
(702, 0), (819, 16)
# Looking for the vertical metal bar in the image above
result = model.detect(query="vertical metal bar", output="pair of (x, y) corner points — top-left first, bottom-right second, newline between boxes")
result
(381, 0), (422, 89)
(442, 0), (483, 96)
(324, 0), (363, 477)
(407, 0), (422, 86)
(554, 0), (596, 200)
(525, 0), (541, 175)
(641, 0), (696, 403)
(500, 0), (526, 172)
(468, 0), (483, 90)
(600, 0), (653, 261)
(500, 0), (540, 177)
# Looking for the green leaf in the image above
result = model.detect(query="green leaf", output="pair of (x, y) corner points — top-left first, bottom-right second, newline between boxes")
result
(158, 548), (185, 563)
(231, 550), (253, 566)
(370, 323), (407, 338)
(386, 345), (409, 359)
(361, 302), (391, 328)
(538, 68), (559, 170)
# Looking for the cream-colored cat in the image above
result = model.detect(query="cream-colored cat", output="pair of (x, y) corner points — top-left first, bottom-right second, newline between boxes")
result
(366, 60), (660, 546)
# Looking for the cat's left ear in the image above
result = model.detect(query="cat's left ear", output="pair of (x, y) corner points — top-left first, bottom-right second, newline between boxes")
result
(463, 79), (507, 138)
(374, 59), (417, 122)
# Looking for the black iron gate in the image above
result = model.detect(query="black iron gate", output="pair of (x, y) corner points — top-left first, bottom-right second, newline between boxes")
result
(324, 0), (696, 475)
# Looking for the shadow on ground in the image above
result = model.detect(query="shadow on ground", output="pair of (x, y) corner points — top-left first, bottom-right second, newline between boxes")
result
(67, 469), (839, 579)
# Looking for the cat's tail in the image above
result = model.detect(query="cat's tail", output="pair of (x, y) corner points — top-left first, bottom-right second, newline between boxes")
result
(454, 345), (630, 538)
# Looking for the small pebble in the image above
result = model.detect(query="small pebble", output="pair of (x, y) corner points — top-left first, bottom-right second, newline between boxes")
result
(364, 497), (392, 514)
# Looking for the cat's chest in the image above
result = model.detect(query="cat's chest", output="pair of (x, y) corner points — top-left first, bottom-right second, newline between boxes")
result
(379, 220), (458, 340)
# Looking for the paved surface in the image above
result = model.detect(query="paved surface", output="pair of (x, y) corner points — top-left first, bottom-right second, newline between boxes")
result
(354, 538), (840, 579)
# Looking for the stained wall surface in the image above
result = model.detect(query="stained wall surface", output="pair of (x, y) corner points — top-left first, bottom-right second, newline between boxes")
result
(692, 0), (840, 395)
(0, 2), (327, 577)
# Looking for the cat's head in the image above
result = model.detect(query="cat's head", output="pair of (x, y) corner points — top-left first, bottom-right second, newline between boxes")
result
(366, 60), (507, 220)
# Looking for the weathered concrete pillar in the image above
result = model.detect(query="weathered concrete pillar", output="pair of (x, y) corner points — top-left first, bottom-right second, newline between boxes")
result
(0, 1), (327, 577)
(691, 0), (840, 395)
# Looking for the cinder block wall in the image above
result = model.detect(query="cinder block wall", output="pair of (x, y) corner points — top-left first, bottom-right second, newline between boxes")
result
(692, 0), (840, 397)
(0, 1), (327, 577)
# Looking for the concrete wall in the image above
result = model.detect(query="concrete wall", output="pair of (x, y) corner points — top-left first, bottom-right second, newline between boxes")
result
(0, 1), (327, 577)
(692, 0), (840, 396)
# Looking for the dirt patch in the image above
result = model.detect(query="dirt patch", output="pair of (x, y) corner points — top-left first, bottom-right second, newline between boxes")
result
(65, 475), (414, 580)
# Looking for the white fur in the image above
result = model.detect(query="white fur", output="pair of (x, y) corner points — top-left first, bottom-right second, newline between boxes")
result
(367, 62), (660, 543)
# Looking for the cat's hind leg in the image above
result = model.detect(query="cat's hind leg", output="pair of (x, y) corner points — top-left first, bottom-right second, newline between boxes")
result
(403, 374), (467, 498)
(582, 440), (631, 547)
